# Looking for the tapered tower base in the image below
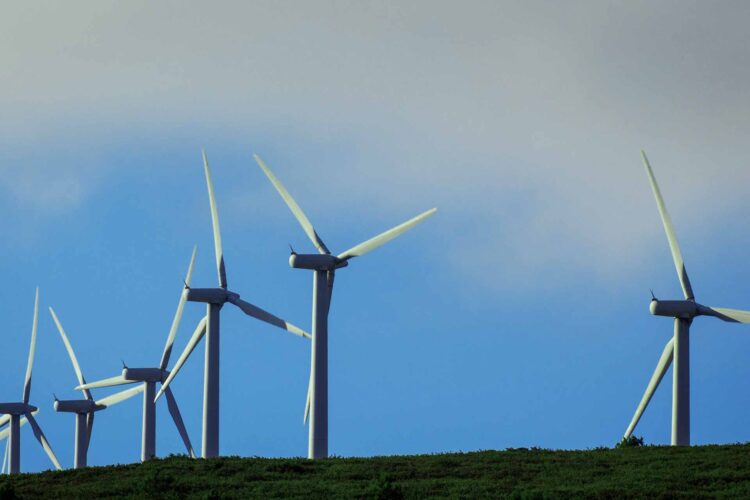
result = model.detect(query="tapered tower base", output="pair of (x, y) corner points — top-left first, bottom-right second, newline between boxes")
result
(308, 271), (329, 459)
(203, 303), (221, 458)
(671, 318), (690, 446)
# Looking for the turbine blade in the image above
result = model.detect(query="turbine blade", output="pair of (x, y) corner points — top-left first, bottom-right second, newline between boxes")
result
(155, 316), (208, 402)
(325, 271), (335, 317)
(1, 439), (7, 474)
(337, 208), (437, 261)
(95, 384), (145, 408)
(641, 151), (694, 300)
(23, 287), (39, 404)
(163, 387), (196, 458)
(49, 307), (93, 401)
(25, 412), (62, 471)
(85, 412), (95, 454)
(0, 415), (9, 429)
(623, 337), (674, 440)
(703, 307), (750, 323)
(76, 375), (134, 390)
(229, 298), (311, 339)
(303, 373), (312, 425)
(254, 154), (330, 255)
(160, 246), (198, 370)
(203, 151), (227, 289)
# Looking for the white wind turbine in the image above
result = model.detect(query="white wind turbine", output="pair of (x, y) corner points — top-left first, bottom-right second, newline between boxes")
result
(623, 151), (750, 446)
(254, 154), (436, 459)
(0, 288), (61, 474)
(49, 306), (146, 468)
(74, 248), (200, 461)
(154, 151), (310, 458)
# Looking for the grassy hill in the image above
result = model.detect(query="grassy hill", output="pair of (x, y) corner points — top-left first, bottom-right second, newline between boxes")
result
(2, 443), (750, 498)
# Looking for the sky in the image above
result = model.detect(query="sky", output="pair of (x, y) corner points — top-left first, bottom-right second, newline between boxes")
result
(2, 0), (750, 472)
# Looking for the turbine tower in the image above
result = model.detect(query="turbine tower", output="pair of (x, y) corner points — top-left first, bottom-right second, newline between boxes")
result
(0, 288), (62, 474)
(623, 151), (750, 446)
(74, 247), (200, 461)
(254, 154), (436, 459)
(1, 412), (35, 474)
(154, 151), (311, 458)
(50, 307), (146, 468)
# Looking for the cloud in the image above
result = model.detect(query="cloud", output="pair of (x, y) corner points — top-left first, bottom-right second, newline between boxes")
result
(9, 172), (84, 208)
(1, 1), (749, 288)
(0, 130), (111, 213)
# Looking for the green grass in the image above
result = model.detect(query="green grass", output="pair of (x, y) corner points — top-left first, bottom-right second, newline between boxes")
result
(2, 444), (750, 498)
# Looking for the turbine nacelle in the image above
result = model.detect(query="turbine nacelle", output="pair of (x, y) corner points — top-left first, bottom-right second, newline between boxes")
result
(186, 288), (240, 305)
(0, 402), (37, 415)
(289, 253), (347, 271)
(122, 367), (169, 383)
(648, 299), (725, 321)
(649, 299), (698, 319)
(54, 399), (100, 414)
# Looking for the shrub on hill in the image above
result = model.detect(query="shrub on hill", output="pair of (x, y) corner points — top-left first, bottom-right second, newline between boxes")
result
(616, 435), (645, 448)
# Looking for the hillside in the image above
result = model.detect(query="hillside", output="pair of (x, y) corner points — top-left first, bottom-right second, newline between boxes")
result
(2, 444), (750, 498)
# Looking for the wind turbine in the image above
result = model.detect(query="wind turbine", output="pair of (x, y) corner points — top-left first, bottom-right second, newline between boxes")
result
(154, 151), (311, 459)
(254, 154), (437, 459)
(49, 307), (146, 468)
(623, 151), (750, 446)
(0, 288), (62, 474)
(74, 248), (200, 461)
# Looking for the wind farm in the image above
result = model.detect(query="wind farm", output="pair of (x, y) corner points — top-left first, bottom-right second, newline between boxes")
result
(1, 150), (436, 472)
(3, 147), (749, 478)
(2, 154), (750, 499)
(3, 3), (750, 497)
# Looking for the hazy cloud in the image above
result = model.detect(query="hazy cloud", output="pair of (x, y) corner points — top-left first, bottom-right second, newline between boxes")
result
(1, 1), (749, 287)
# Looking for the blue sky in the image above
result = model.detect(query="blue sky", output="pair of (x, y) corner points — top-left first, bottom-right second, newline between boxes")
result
(2, 1), (750, 472)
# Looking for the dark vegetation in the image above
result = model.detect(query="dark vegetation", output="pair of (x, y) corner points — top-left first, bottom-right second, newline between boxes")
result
(2, 443), (750, 498)
(616, 435), (645, 448)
